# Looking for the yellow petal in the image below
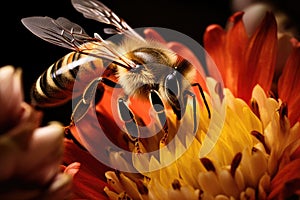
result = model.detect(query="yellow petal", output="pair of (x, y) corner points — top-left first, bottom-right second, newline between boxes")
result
(198, 171), (223, 196)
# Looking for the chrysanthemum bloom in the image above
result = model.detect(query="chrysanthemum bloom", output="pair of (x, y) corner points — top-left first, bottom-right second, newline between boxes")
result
(0, 66), (75, 199)
(63, 11), (300, 200)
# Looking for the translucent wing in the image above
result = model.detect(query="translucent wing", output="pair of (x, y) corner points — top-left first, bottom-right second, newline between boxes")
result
(22, 16), (136, 69)
(71, 0), (145, 41)
(21, 16), (94, 51)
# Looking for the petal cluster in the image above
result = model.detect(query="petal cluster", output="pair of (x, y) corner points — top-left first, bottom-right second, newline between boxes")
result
(204, 12), (277, 103)
(0, 66), (73, 199)
(101, 12), (300, 200)
(61, 10), (300, 200)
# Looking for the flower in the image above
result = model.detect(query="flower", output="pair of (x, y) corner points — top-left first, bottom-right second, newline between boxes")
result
(0, 66), (74, 199)
(102, 12), (300, 200)
(103, 81), (300, 200)
(204, 11), (300, 125)
(62, 9), (300, 200)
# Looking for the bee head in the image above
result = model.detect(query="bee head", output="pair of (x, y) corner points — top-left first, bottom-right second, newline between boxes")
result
(130, 64), (145, 73)
(117, 47), (175, 97)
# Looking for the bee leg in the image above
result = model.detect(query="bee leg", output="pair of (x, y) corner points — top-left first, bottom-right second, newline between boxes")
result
(100, 77), (122, 88)
(191, 83), (211, 119)
(164, 70), (184, 121)
(183, 90), (198, 133)
(149, 90), (168, 135)
(71, 77), (102, 123)
(118, 98), (141, 144)
(71, 76), (122, 123)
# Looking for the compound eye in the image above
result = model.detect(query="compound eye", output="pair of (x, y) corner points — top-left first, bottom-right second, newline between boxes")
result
(165, 71), (180, 98)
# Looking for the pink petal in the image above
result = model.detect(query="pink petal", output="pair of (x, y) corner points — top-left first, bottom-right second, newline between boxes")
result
(63, 162), (81, 177)
(17, 123), (65, 184)
(0, 103), (42, 181)
(0, 66), (23, 133)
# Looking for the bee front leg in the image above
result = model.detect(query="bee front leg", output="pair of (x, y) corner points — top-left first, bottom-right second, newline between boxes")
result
(183, 90), (197, 133)
(117, 98), (142, 153)
(149, 90), (169, 144)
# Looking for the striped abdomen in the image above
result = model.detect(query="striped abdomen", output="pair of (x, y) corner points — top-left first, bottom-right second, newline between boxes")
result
(31, 51), (103, 107)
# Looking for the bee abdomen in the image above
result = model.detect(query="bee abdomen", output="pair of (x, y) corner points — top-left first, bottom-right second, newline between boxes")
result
(31, 51), (101, 107)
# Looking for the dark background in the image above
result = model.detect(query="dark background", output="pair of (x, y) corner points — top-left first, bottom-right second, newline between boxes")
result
(0, 0), (233, 125)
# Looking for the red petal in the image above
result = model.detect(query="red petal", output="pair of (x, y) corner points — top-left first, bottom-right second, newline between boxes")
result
(241, 12), (277, 102)
(63, 139), (111, 199)
(204, 24), (226, 85)
(278, 45), (300, 125)
(225, 12), (249, 98)
(205, 12), (248, 97)
(268, 159), (300, 199)
(291, 146), (300, 160)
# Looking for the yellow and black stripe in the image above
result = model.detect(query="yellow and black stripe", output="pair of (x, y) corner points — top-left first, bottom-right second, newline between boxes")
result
(31, 51), (102, 107)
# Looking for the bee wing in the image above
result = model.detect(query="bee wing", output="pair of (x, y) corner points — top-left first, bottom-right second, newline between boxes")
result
(21, 16), (96, 51)
(71, 0), (145, 41)
(22, 16), (136, 69)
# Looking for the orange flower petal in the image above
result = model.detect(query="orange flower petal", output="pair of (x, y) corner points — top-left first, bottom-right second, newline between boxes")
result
(63, 139), (111, 199)
(205, 12), (249, 97)
(225, 12), (249, 98)
(241, 12), (277, 102)
(204, 24), (226, 84)
(291, 146), (300, 160)
(278, 45), (300, 125)
(268, 159), (300, 199)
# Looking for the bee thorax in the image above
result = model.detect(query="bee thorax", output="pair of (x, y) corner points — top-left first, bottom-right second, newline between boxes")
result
(118, 69), (156, 97)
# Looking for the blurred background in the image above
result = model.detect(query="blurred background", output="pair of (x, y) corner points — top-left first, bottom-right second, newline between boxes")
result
(1, 0), (299, 126)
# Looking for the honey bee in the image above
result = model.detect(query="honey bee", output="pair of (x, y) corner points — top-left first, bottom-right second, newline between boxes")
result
(22, 0), (210, 139)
